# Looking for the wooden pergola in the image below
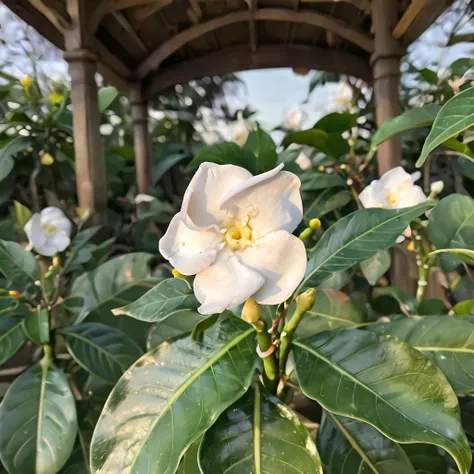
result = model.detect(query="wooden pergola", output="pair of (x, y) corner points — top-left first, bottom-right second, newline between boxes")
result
(3, 0), (452, 223)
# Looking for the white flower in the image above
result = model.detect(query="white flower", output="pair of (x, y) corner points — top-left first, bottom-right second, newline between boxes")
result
(232, 119), (251, 147)
(159, 162), (306, 315)
(284, 108), (305, 130)
(295, 151), (312, 170)
(430, 180), (444, 196)
(359, 167), (427, 209)
(333, 83), (353, 109)
(135, 193), (156, 204)
(24, 207), (72, 257)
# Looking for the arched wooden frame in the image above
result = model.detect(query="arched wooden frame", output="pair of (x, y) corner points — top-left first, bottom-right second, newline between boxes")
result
(136, 8), (374, 79)
(143, 44), (372, 98)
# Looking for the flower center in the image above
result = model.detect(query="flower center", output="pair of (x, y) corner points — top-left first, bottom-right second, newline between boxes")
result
(386, 192), (400, 206)
(225, 223), (252, 250)
(44, 224), (57, 234)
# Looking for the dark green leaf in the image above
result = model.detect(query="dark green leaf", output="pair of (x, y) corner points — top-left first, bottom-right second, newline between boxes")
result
(177, 439), (200, 474)
(418, 68), (438, 85)
(360, 249), (391, 285)
(13, 201), (31, 229)
(98, 86), (119, 113)
(369, 316), (474, 394)
(417, 87), (474, 167)
(63, 323), (143, 383)
(23, 308), (49, 344)
(402, 444), (448, 474)
(0, 317), (25, 365)
(112, 278), (198, 322)
(90, 315), (257, 474)
(371, 104), (440, 147)
(313, 112), (357, 134)
(300, 203), (433, 290)
(317, 411), (416, 474)
(190, 142), (258, 174)
(0, 135), (31, 162)
(0, 359), (77, 474)
(0, 296), (30, 317)
(303, 189), (352, 220)
(191, 313), (219, 341)
(200, 383), (322, 473)
(417, 299), (449, 316)
(295, 288), (364, 337)
(300, 172), (346, 191)
(294, 329), (471, 474)
(283, 129), (349, 158)
(243, 127), (278, 171)
(152, 152), (189, 184)
(0, 156), (13, 182)
(0, 240), (40, 287)
(146, 309), (205, 350)
(372, 286), (418, 317)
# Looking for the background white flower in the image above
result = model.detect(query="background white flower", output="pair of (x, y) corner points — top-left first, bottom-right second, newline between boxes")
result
(24, 207), (72, 256)
(232, 119), (251, 147)
(284, 108), (305, 130)
(159, 162), (306, 315)
(359, 166), (426, 209)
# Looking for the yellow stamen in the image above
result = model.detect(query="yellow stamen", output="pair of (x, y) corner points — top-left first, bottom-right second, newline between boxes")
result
(45, 224), (56, 234)
(225, 223), (252, 250)
(386, 193), (399, 206)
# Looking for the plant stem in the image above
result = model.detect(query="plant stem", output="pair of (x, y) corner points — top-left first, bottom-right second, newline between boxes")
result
(414, 228), (433, 304)
(254, 320), (278, 392)
(278, 308), (305, 374)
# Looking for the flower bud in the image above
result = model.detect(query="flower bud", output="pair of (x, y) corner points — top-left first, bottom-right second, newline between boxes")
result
(20, 75), (33, 89)
(52, 256), (61, 267)
(296, 288), (316, 314)
(49, 92), (64, 105)
(299, 228), (312, 240)
(309, 218), (321, 231)
(172, 268), (185, 279)
(40, 153), (54, 166)
(8, 290), (21, 298)
(430, 180), (444, 196)
(242, 298), (261, 323)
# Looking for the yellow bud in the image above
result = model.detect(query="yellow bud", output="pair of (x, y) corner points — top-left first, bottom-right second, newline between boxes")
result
(40, 152), (54, 166)
(8, 290), (21, 298)
(52, 256), (61, 267)
(318, 165), (325, 172)
(242, 298), (261, 323)
(407, 241), (415, 252)
(299, 228), (312, 240)
(20, 75), (33, 89)
(309, 218), (321, 231)
(172, 268), (185, 279)
(296, 288), (316, 314)
(76, 207), (90, 220)
(49, 92), (64, 105)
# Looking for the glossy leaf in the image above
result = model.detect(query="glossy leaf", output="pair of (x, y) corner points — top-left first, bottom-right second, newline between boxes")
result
(360, 249), (391, 285)
(371, 104), (440, 147)
(300, 171), (346, 191)
(190, 142), (258, 174)
(199, 383), (322, 473)
(191, 313), (219, 341)
(0, 359), (77, 474)
(453, 299), (474, 315)
(0, 155), (13, 182)
(23, 308), (50, 344)
(177, 439), (200, 474)
(372, 286), (418, 317)
(112, 278), (198, 322)
(13, 201), (31, 228)
(317, 411), (416, 474)
(243, 127), (278, 171)
(90, 315), (257, 474)
(98, 86), (119, 112)
(146, 309), (205, 350)
(0, 239), (40, 287)
(0, 317), (25, 365)
(313, 112), (357, 134)
(300, 203), (433, 290)
(429, 248), (474, 265)
(294, 329), (471, 474)
(295, 288), (364, 337)
(402, 444), (448, 474)
(369, 316), (474, 394)
(417, 87), (474, 167)
(63, 323), (143, 383)
(0, 296), (30, 317)
(304, 188), (352, 220)
(283, 129), (349, 158)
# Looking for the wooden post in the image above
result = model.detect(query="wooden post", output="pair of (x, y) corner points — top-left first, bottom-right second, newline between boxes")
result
(130, 84), (152, 194)
(371, 0), (403, 175)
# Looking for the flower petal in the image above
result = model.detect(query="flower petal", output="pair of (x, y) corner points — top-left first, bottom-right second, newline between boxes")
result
(24, 213), (46, 248)
(52, 233), (71, 252)
(359, 184), (381, 208)
(159, 213), (222, 275)
(41, 207), (72, 235)
(222, 166), (303, 238)
(239, 230), (306, 305)
(181, 162), (252, 231)
(194, 253), (265, 315)
(34, 239), (59, 257)
(379, 166), (413, 190)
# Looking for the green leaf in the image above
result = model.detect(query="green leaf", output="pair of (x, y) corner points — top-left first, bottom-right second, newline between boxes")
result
(199, 383), (323, 473)
(152, 151), (189, 183)
(0, 135), (31, 161)
(372, 286), (418, 317)
(98, 86), (119, 113)
(453, 299), (474, 315)
(283, 129), (349, 158)
(294, 329), (471, 474)
(0, 359), (77, 474)
(300, 171), (346, 191)
(360, 249), (391, 285)
(402, 444), (448, 474)
(300, 203), (433, 290)
(0, 156), (13, 182)
(13, 201), (31, 229)
(0, 240), (40, 287)
(317, 411), (416, 474)
(190, 142), (258, 174)
(313, 112), (357, 134)
(0, 317), (25, 365)
(303, 188), (352, 220)
(369, 316), (474, 394)
(419, 68), (438, 85)
(63, 323), (143, 383)
(191, 313), (219, 341)
(112, 278), (198, 322)
(295, 288), (364, 337)
(243, 127), (278, 171)
(146, 309), (205, 350)
(177, 438), (200, 474)
(23, 308), (50, 344)
(417, 87), (474, 167)
(0, 296), (30, 317)
(90, 314), (257, 474)
(429, 248), (474, 265)
(371, 104), (440, 148)
(417, 298), (448, 316)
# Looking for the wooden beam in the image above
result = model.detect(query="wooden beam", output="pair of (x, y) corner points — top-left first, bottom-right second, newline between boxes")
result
(131, 0), (173, 22)
(300, 0), (371, 15)
(245, 0), (258, 53)
(144, 44), (372, 97)
(392, 0), (426, 39)
(112, 12), (148, 52)
(27, 0), (71, 32)
(137, 7), (374, 78)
